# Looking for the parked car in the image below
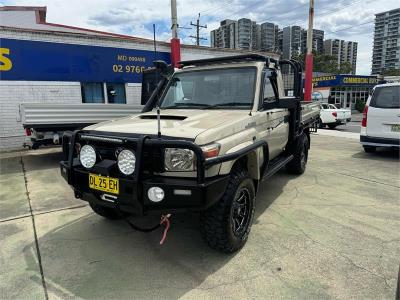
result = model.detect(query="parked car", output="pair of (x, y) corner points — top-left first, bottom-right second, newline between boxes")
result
(60, 55), (320, 252)
(319, 103), (351, 129)
(360, 83), (400, 153)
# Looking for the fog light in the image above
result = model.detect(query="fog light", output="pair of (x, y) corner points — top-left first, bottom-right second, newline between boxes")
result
(148, 187), (165, 202)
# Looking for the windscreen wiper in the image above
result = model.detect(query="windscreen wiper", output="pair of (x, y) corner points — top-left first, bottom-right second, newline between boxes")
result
(162, 103), (211, 109)
(207, 102), (251, 109)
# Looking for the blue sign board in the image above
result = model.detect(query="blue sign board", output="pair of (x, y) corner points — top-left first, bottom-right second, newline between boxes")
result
(0, 38), (170, 83)
(312, 74), (378, 88)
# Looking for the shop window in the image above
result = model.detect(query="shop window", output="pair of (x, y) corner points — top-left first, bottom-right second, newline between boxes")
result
(81, 83), (104, 103)
(106, 83), (126, 104)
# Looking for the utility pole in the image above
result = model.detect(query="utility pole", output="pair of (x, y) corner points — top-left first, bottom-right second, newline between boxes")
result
(170, 0), (181, 67)
(190, 13), (207, 46)
(304, 0), (314, 101)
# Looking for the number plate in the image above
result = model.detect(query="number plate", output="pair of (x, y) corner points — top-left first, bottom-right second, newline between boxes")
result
(391, 124), (400, 132)
(89, 174), (119, 194)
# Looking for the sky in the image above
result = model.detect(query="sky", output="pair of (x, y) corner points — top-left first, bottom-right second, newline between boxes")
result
(1, 0), (399, 75)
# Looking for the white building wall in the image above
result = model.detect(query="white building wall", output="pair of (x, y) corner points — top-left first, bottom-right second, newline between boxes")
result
(125, 83), (142, 105)
(0, 81), (81, 150)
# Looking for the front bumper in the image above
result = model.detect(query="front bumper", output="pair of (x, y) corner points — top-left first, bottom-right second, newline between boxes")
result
(360, 135), (400, 148)
(60, 160), (229, 214)
(60, 130), (266, 215)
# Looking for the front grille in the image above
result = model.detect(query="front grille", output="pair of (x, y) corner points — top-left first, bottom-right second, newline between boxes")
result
(142, 146), (164, 173)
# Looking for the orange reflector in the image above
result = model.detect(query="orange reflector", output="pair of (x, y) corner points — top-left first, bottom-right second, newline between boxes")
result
(203, 148), (219, 158)
(201, 143), (220, 159)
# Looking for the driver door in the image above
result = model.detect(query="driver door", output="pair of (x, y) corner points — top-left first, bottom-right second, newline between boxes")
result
(255, 71), (289, 160)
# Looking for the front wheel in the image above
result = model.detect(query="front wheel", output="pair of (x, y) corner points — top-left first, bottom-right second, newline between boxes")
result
(200, 167), (255, 253)
(287, 133), (309, 175)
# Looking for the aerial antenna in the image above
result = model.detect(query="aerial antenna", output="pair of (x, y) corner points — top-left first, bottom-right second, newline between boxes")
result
(153, 24), (162, 138)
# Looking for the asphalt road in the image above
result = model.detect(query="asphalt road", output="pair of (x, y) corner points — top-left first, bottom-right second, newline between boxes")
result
(1, 133), (399, 299)
(336, 121), (361, 133)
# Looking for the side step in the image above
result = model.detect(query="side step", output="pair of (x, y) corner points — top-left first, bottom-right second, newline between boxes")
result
(262, 155), (294, 180)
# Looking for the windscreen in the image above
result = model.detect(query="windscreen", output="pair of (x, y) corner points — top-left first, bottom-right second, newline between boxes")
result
(370, 86), (400, 109)
(160, 67), (256, 109)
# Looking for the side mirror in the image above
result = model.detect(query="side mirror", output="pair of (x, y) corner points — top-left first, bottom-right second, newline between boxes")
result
(153, 60), (174, 78)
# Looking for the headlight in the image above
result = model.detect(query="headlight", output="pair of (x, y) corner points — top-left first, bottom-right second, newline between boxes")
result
(164, 148), (195, 171)
(79, 145), (96, 169)
(118, 149), (136, 175)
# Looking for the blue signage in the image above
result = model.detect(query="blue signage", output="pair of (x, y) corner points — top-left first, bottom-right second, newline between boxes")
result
(0, 38), (171, 83)
(313, 75), (378, 88)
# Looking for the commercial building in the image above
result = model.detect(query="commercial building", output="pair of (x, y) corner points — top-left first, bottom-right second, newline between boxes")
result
(0, 6), (278, 150)
(371, 8), (400, 74)
(312, 75), (378, 109)
(324, 39), (358, 74)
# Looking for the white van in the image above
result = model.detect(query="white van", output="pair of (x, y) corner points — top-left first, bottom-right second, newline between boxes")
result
(360, 83), (400, 152)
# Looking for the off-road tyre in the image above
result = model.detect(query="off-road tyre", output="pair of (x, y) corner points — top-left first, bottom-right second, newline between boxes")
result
(363, 145), (376, 153)
(287, 133), (309, 175)
(200, 167), (255, 253)
(89, 202), (122, 220)
(328, 124), (337, 129)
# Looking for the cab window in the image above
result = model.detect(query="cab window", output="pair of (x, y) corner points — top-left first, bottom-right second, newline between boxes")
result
(263, 77), (276, 103)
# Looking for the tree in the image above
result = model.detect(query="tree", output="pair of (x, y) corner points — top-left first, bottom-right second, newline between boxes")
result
(338, 62), (353, 74)
(291, 51), (354, 74)
(382, 68), (400, 76)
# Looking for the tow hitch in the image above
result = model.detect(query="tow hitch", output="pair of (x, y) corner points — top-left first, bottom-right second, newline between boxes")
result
(115, 203), (172, 245)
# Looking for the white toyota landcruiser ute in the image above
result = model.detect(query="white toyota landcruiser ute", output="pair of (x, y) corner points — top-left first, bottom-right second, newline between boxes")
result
(60, 55), (320, 252)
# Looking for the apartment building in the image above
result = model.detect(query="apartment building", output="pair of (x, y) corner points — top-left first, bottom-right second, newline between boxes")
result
(371, 8), (400, 74)
(211, 18), (276, 52)
(301, 29), (325, 54)
(282, 26), (303, 59)
(210, 19), (237, 49)
(324, 39), (358, 74)
(260, 22), (279, 52)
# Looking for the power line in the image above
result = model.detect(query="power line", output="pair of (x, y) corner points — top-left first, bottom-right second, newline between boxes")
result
(197, 0), (236, 16)
(325, 20), (374, 35)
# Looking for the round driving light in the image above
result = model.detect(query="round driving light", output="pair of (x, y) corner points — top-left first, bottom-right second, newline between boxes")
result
(148, 187), (165, 202)
(79, 144), (96, 168)
(117, 149), (136, 175)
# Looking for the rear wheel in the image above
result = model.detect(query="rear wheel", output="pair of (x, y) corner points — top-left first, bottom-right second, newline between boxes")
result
(200, 167), (255, 253)
(363, 145), (376, 153)
(89, 202), (122, 220)
(328, 124), (337, 129)
(287, 133), (309, 175)
(318, 118), (325, 128)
